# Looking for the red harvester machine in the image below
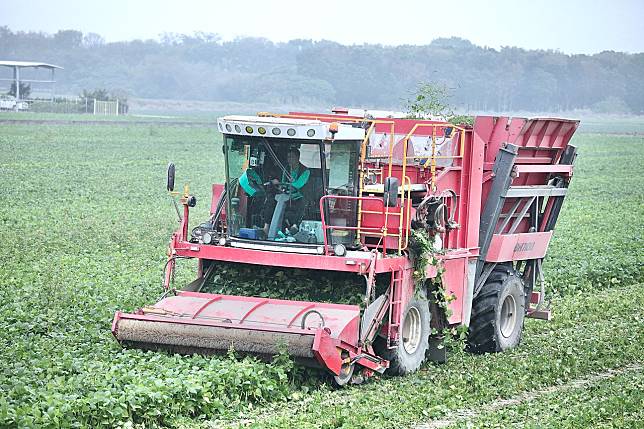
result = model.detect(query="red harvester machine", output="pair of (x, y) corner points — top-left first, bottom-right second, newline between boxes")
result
(113, 110), (578, 384)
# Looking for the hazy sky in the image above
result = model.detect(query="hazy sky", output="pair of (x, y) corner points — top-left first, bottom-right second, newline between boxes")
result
(2, 0), (643, 54)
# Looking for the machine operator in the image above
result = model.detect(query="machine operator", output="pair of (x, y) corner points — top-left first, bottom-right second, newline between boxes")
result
(263, 147), (310, 234)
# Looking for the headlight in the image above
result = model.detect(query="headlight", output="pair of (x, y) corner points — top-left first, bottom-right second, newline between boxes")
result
(202, 232), (212, 244)
(333, 244), (346, 256)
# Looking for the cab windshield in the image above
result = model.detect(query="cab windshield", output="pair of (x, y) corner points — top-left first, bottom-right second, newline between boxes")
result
(223, 135), (360, 246)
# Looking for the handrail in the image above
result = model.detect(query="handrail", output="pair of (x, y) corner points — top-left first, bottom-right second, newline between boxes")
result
(320, 192), (412, 255)
(357, 122), (377, 241)
(319, 195), (389, 255)
(400, 176), (413, 252)
(394, 123), (466, 191)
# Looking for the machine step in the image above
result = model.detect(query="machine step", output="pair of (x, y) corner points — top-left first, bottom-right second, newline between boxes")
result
(506, 185), (567, 198)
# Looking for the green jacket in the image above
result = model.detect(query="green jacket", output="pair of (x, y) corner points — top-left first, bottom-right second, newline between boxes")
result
(282, 164), (310, 201)
(239, 168), (265, 197)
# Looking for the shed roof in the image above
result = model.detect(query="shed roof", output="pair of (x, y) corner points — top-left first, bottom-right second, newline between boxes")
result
(0, 61), (63, 69)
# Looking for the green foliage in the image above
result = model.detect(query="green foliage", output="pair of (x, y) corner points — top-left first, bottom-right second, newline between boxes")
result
(81, 88), (111, 101)
(7, 82), (31, 98)
(201, 261), (366, 306)
(408, 228), (436, 281)
(405, 82), (474, 126)
(80, 88), (129, 114)
(446, 114), (474, 126)
(405, 82), (453, 119)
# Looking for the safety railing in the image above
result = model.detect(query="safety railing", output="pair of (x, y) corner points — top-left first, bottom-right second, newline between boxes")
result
(401, 123), (466, 191)
(358, 122), (466, 191)
(356, 122), (464, 253)
(320, 195), (403, 255)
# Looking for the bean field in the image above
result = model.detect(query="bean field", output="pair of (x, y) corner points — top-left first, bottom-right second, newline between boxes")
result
(0, 119), (642, 428)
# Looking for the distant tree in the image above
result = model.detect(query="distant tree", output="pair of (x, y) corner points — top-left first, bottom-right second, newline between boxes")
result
(83, 32), (105, 47)
(81, 88), (110, 101)
(8, 82), (31, 99)
(80, 88), (129, 114)
(0, 27), (641, 113)
(53, 30), (83, 49)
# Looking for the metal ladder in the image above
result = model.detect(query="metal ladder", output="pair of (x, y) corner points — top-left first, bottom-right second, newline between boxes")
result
(387, 269), (404, 348)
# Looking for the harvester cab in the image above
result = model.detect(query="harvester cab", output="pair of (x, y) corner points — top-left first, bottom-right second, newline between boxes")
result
(217, 116), (364, 248)
(113, 111), (579, 385)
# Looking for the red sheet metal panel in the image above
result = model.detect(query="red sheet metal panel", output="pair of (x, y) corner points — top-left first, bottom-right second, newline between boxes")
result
(443, 258), (466, 324)
(486, 231), (553, 262)
(210, 183), (225, 214)
(161, 291), (361, 342)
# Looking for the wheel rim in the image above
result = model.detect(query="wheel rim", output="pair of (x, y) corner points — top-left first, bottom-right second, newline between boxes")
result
(500, 294), (517, 338)
(333, 363), (354, 386)
(402, 306), (422, 354)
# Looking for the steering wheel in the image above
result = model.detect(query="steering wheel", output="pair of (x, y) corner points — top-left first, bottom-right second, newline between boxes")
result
(264, 181), (291, 193)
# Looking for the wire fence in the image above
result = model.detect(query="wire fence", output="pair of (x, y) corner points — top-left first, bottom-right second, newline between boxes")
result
(11, 97), (129, 115)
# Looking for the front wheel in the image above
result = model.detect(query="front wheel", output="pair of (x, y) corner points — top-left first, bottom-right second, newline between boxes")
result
(375, 291), (431, 375)
(468, 265), (525, 353)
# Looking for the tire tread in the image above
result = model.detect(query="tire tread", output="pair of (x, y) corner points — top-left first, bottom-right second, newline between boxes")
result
(468, 264), (524, 354)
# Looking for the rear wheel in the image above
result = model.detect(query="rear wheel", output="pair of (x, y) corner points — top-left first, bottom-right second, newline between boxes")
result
(468, 265), (525, 353)
(375, 291), (431, 375)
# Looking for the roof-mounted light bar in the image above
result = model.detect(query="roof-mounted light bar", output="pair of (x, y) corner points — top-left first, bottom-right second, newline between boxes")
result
(217, 115), (365, 141)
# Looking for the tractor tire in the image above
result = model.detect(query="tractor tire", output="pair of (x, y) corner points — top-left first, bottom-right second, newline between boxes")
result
(375, 290), (431, 375)
(468, 265), (525, 354)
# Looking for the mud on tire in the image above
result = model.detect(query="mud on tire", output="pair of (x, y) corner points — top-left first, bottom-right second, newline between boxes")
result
(467, 264), (525, 354)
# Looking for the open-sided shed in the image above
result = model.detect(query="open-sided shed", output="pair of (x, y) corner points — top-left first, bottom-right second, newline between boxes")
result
(0, 60), (63, 103)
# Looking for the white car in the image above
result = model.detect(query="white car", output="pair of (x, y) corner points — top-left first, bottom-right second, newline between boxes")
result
(0, 95), (16, 110)
(0, 96), (29, 111)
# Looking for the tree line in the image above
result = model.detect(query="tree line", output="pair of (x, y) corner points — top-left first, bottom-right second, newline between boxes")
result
(0, 27), (642, 114)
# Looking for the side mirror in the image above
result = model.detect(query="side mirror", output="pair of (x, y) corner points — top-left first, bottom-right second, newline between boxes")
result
(167, 162), (175, 192)
(383, 176), (399, 207)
